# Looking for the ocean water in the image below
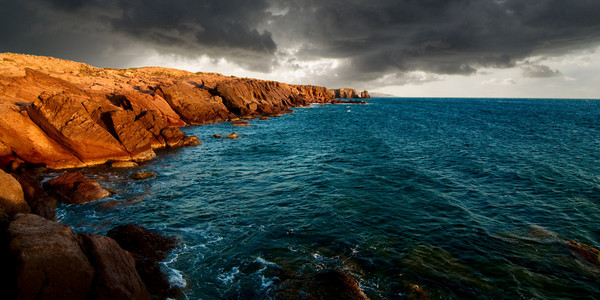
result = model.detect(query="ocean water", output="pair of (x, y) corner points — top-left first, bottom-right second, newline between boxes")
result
(57, 98), (600, 299)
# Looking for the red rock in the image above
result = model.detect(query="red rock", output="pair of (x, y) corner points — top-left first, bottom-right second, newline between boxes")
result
(100, 110), (156, 162)
(6, 213), (95, 300)
(46, 171), (111, 205)
(27, 92), (131, 166)
(157, 81), (230, 125)
(226, 132), (239, 139)
(0, 103), (84, 169)
(331, 88), (360, 99)
(361, 90), (371, 99)
(110, 90), (186, 127)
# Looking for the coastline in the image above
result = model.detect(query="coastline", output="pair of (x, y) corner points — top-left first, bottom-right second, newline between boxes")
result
(0, 53), (372, 299)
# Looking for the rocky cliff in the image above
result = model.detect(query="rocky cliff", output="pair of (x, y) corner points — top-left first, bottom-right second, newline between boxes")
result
(330, 88), (371, 99)
(0, 53), (365, 169)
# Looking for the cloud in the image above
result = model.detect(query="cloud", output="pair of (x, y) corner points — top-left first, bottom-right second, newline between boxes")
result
(482, 78), (517, 86)
(521, 63), (561, 78)
(1, 0), (600, 87)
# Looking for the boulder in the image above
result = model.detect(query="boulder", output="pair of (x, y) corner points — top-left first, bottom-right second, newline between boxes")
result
(27, 92), (131, 166)
(157, 81), (230, 125)
(100, 110), (156, 162)
(11, 173), (56, 220)
(46, 171), (111, 205)
(275, 269), (369, 300)
(109, 90), (186, 127)
(79, 233), (152, 300)
(6, 213), (95, 300)
(0, 169), (29, 217)
(107, 224), (179, 298)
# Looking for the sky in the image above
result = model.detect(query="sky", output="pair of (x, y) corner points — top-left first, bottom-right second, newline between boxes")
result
(2, 0), (600, 98)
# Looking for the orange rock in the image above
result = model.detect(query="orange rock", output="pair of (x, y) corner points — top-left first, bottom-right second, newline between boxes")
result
(157, 81), (229, 125)
(27, 92), (131, 166)
(567, 240), (600, 265)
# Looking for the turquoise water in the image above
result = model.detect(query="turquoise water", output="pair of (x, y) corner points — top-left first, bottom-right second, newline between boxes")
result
(57, 98), (600, 299)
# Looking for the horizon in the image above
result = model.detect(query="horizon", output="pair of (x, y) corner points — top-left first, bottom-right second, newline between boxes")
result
(2, 1), (600, 98)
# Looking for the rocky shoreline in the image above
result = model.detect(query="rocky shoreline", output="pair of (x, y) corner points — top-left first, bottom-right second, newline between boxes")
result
(0, 53), (373, 299)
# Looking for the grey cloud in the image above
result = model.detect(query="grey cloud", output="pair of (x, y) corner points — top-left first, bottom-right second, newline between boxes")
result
(521, 64), (562, 78)
(1, 0), (600, 85)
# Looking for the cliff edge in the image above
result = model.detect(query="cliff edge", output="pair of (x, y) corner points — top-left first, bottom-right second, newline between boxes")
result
(0, 53), (367, 169)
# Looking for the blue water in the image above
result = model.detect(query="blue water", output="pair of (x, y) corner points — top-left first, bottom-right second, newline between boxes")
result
(57, 98), (600, 299)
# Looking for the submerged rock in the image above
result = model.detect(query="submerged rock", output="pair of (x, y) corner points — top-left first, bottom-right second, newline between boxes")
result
(130, 171), (156, 180)
(213, 134), (223, 138)
(46, 171), (111, 205)
(226, 132), (239, 139)
(566, 240), (600, 265)
(275, 269), (369, 300)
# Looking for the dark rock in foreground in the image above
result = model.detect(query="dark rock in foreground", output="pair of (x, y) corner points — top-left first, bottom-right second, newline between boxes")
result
(107, 224), (180, 299)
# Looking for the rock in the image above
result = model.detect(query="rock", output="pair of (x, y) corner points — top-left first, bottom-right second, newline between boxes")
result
(331, 88), (360, 99)
(0, 169), (29, 217)
(160, 126), (187, 148)
(99, 110), (156, 162)
(360, 90), (371, 99)
(0, 103), (83, 169)
(405, 283), (430, 300)
(213, 134), (223, 138)
(107, 224), (179, 298)
(275, 269), (369, 300)
(134, 110), (168, 148)
(79, 233), (152, 300)
(11, 173), (56, 220)
(130, 171), (156, 180)
(109, 90), (185, 127)
(27, 92), (131, 166)
(566, 240), (600, 265)
(46, 171), (111, 204)
(233, 120), (250, 127)
(111, 161), (139, 168)
(225, 132), (239, 139)
(260, 116), (270, 120)
(6, 213), (95, 300)
(157, 81), (230, 125)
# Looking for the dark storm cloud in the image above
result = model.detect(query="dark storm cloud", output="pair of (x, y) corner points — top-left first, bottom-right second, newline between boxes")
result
(1, 0), (600, 83)
(267, 0), (600, 83)
(1, 0), (276, 71)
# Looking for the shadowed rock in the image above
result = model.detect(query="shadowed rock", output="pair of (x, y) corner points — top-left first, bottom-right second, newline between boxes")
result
(6, 213), (95, 300)
(0, 169), (29, 218)
(107, 224), (179, 298)
(11, 173), (56, 220)
(79, 233), (152, 300)
(566, 240), (600, 265)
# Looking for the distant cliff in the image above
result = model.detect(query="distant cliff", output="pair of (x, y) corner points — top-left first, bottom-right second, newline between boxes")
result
(330, 88), (370, 99)
(0, 53), (368, 169)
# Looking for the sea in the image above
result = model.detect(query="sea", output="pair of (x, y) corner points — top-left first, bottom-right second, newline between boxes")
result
(56, 98), (600, 299)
